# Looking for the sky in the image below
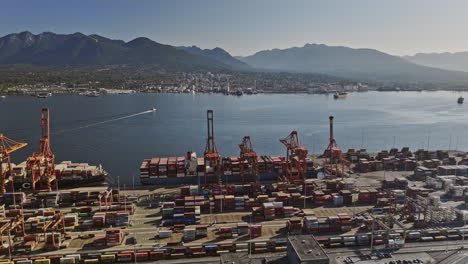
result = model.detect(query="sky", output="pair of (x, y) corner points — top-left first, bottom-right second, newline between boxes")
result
(1, 0), (468, 57)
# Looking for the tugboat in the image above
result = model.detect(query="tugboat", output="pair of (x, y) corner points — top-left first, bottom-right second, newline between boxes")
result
(458, 96), (464, 104)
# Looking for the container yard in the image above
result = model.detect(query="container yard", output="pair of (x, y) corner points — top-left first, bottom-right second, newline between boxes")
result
(3, 110), (468, 263)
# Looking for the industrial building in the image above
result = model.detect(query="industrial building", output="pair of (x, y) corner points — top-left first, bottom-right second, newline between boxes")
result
(287, 235), (329, 264)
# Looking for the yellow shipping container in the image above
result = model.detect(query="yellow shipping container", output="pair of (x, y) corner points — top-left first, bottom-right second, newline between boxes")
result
(100, 255), (115, 261)
(34, 259), (51, 264)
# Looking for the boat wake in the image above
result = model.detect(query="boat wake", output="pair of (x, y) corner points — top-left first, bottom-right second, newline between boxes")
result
(54, 108), (156, 134)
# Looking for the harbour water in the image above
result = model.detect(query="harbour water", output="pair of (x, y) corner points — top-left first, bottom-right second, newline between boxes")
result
(1, 91), (468, 185)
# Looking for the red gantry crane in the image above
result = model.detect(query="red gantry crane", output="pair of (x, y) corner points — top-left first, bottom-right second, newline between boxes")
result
(239, 136), (258, 183)
(323, 116), (346, 178)
(0, 134), (27, 194)
(204, 110), (222, 185)
(27, 108), (56, 193)
(279, 131), (308, 186)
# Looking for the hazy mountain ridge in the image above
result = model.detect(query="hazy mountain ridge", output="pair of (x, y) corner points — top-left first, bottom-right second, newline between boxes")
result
(177, 45), (248, 69)
(239, 44), (468, 83)
(3, 32), (468, 84)
(404, 52), (468, 72)
(0, 31), (231, 71)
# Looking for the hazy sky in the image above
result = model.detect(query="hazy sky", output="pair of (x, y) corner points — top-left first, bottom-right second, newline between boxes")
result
(2, 0), (468, 56)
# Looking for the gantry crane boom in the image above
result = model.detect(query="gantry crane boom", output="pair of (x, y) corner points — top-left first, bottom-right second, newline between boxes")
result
(27, 108), (55, 192)
(323, 116), (347, 178)
(204, 110), (221, 185)
(279, 131), (308, 185)
(239, 136), (259, 183)
(0, 134), (27, 193)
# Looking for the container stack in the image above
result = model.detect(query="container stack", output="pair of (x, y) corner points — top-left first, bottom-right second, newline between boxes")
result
(253, 242), (268, 253)
(230, 157), (241, 179)
(196, 158), (205, 178)
(168, 157), (177, 177)
(290, 193), (304, 207)
(329, 216), (341, 232)
(158, 230), (173, 238)
(195, 225), (208, 238)
(105, 228), (123, 246)
(314, 191), (327, 206)
(139, 159), (151, 181)
(284, 206), (294, 218)
(235, 197), (245, 211)
(358, 189), (371, 204)
(214, 195), (224, 213)
(218, 227), (233, 238)
(249, 225), (262, 238)
(339, 213), (352, 232)
(177, 157), (186, 177)
(93, 212), (105, 227)
(318, 217), (330, 233)
(287, 219), (302, 234)
(252, 207), (264, 221)
(116, 212), (129, 226)
(263, 203), (275, 221)
(273, 202), (284, 217)
(224, 195), (235, 211)
(64, 213), (78, 231)
(183, 228), (196, 242)
(340, 190), (353, 205)
(150, 158), (163, 178)
(303, 216), (318, 234)
(237, 222), (249, 235)
(332, 194), (343, 206)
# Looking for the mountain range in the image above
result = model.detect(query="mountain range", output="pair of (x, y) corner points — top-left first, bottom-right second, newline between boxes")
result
(238, 44), (468, 83)
(177, 45), (248, 69)
(2, 31), (468, 84)
(0, 31), (235, 71)
(404, 52), (468, 73)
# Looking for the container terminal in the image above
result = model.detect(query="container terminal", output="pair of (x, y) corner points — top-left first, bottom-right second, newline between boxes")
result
(2, 110), (468, 263)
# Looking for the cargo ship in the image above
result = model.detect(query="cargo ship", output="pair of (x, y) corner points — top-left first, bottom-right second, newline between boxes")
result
(140, 152), (314, 185)
(12, 161), (107, 190)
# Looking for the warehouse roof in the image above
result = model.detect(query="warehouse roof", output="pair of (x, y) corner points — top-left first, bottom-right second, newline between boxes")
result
(288, 235), (329, 262)
(220, 253), (265, 264)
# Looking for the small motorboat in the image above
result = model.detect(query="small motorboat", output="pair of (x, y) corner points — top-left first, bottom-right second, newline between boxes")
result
(333, 91), (347, 99)
(151, 107), (156, 112)
(458, 96), (464, 104)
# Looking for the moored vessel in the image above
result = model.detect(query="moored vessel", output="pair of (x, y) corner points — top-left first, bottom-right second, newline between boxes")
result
(139, 152), (314, 185)
(458, 96), (464, 104)
(12, 161), (107, 190)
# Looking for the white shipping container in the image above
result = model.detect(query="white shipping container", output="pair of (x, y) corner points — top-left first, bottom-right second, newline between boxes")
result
(59, 258), (75, 264)
(158, 230), (173, 238)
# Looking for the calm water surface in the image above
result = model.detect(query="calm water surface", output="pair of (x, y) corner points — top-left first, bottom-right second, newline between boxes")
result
(1, 91), (468, 185)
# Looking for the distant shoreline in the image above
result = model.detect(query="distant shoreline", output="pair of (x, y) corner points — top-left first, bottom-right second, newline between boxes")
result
(2, 89), (468, 97)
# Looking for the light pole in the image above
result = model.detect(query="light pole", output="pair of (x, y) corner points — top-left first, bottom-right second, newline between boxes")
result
(12, 182), (16, 207)
(117, 176), (121, 202)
